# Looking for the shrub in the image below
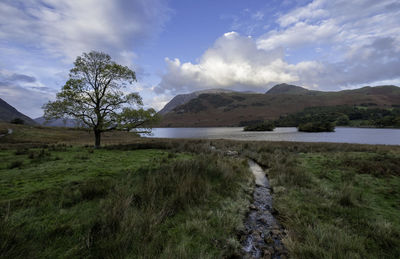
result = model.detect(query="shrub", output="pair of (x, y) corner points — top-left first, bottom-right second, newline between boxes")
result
(336, 114), (350, 126)
(85, 155), (249, 258)
(298, 121), (335, 132)
(244, 121), (275, 131)
(10, 118), (24, 124)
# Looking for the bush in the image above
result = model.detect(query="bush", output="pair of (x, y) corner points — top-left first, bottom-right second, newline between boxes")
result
(10, 118), (24, 124)
(298, 121), (335, 132)
(336, 114), (350, 126)
(243, 121), (275, 131)
(374, 115), (400, 128)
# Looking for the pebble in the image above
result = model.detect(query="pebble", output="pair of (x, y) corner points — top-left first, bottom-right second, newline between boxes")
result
(262, 250), (272, 259)
(226, 150), (239, 156)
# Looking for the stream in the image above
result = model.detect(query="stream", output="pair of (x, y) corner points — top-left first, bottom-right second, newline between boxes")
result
(242, 160), (287, 258)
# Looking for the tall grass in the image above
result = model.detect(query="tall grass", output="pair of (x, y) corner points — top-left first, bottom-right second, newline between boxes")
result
(0, 148), (252, 258)
(2, 123), (400, 258)
(88, 155), (251, 258)
(158, 138), (399, 258)
(241, 143), (400, 258)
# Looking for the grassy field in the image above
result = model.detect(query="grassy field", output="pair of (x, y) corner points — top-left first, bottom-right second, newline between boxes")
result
(0, 122), (143, 147)
(232, 141), (400, 258)
(0, 123), (252, 258)
(1, 122), (400, 258)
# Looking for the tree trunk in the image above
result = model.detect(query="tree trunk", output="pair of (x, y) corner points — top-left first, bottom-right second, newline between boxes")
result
(94, 130), (101, 148)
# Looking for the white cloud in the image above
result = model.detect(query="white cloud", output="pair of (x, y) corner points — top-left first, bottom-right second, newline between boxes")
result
(257, 20), (339, 51)
(0, 0), (170, 64)
(156, 32), (325, 94)
(0, 83), (55, 118)
(268, 0), (400, 52)
(0, 0), (171, 116)
(277, 0), (328, 27)
(157, 0), (400, 96)
(252, 11), (264, 21)
(148, 94), (171, 111)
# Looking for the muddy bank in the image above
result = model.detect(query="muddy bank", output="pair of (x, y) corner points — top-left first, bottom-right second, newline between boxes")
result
(241, 160), (287, 259)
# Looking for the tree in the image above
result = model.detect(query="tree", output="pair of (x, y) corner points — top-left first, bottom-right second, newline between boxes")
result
(118, 107), (160, 133)
(336, 114), (350, 126)
(298, 121), (335, 132)
(43, 51), (157, 147)
(243, 120), (275, 131)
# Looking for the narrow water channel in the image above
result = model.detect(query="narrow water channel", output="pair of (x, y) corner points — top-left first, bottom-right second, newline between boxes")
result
(242, 160), (287, 258)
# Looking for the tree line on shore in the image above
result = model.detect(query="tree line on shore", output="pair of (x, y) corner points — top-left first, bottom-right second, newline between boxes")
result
(244, 105), (400, 132)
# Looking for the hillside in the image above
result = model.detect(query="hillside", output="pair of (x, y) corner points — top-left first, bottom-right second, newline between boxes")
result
(34, 116), (78, 127)
(159, 85), (400, 127)
(266, 83), (318, 95)
(159, 88), (236, 115)
(0, 98), (36, 125)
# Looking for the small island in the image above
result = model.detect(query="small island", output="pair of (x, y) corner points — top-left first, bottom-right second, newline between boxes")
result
(244, 121), (275, 131)
(298, 121), (335, 132)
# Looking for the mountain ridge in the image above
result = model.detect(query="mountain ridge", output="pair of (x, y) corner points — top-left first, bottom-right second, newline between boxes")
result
(265, 83), (316, 95)
(159, 84), (400, 127)
(159, 88), (246, 115)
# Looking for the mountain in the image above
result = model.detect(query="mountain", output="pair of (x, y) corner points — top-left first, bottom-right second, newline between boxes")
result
(266, 83), (318, 95)
(159, 85), (400, 127)
(34, 117), (78, 127)
(0, 98), (36, 125)
(158, 88), (236, 115)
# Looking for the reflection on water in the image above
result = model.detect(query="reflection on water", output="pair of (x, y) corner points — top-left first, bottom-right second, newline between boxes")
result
(144, 127), (400, 145)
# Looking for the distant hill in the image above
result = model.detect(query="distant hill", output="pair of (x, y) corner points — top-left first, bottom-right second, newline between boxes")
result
(0, 98), (36, 125)
(159, 89), (237, 115)
(34, 117), (78, 127)
(159, 84), (400, 127)
(265, 83), (316, 95)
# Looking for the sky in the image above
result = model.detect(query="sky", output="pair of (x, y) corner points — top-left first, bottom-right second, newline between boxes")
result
(1, 0), (400, 118)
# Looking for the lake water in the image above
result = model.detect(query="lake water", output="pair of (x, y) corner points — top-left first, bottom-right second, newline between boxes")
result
(144, 127), (400, 145)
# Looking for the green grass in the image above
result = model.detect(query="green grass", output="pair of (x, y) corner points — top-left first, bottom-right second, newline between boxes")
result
(0, 122), (143, 147)
(244, 145), (400, 258)
(2, 124), (400, 258)
(0, 145), (252, 258)
(0, 146), (166, 200)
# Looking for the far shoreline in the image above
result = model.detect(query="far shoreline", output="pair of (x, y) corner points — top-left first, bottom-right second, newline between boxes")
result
(151, 125), (400, 129)
(144, 127), (400, 146)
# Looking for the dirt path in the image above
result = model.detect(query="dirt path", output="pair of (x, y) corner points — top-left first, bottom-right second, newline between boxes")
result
(241, 160), (287, 258)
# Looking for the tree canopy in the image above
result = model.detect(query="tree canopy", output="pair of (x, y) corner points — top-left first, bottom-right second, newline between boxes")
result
(43, 51), (158, 147)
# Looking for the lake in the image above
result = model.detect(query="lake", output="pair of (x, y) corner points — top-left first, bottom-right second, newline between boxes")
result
(144, 127), (400, 145)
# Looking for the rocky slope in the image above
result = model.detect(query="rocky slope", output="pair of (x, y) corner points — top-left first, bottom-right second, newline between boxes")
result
(158, 89), (236, 115)
(0, 98), (36, 125)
